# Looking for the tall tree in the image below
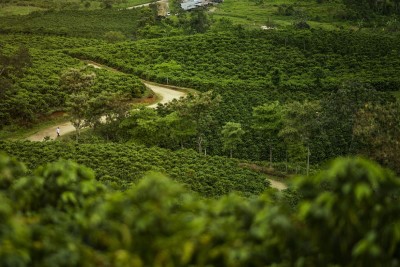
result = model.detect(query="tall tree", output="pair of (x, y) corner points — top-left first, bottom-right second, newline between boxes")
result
(181, 92), (221, 154)
(60, 68), (95, 139)
(188, 9), (210, 34)
(221, 122), (245, 158)
(66, 92), (90, 140)
(320, 82), (388, 158)
(159, 91), (221, 153)
(252, 101), (283, 167)
(353, 102), (400, 173)
(279, 100), (321, 175)
(120, 107), (162, 145)
(165, 111), (196, 149)
(59, 68), (96, 95)
(85, 91), (132, 140)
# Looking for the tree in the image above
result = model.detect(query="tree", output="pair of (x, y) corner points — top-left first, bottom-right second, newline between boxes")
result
(211, 18), (235, 33)
(59, 68), (96, 95)
(153, 60), (182, 83)
(353, 102), (400, 173)
(85, 91), (132, 140)
(293, 157), (400, 266)
(60, 68), (96, 139)
(119, 107), (169, 146)
(103, 31), (126, 43)
(164, 111), (196, 148)
(158, 91), (221, 153)
(66, 92), (90, 140)
(293, 9), (310, 29)
(252, 101), (283, 167)
(177, 92), (221, 154)
(188, 9), (210, 34)
(279, 100), (321, 175)
(103, 0), (113, 8)
(320, 81), (388, 158)
(221, 122), (245, 158)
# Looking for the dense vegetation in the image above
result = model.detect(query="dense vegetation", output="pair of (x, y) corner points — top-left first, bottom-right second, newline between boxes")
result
(0, 8), (157, 38)
(70, 30), (400, 172)
(343, 0), (400, 17)
(0, 141), (268, 196)
(0, 34), (145, 131)
(1, 0), (400, 264)
(0, 2), (399, 172)
(2, 152), (400, 266)
(71, 30), (400, 92)
(0, 0), (149, 14)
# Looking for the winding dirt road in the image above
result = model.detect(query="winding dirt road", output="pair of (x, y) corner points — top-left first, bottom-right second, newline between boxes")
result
(146, 82), (185, 107)
(26, 81), (186, 141)
(25, 63), (286, 190)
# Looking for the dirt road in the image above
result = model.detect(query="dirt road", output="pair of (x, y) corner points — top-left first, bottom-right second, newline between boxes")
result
(27, 122), (75, 141)
(267, 179), (287, 190)
(26, 81), (187, 141)
(146, 82), (186, 108)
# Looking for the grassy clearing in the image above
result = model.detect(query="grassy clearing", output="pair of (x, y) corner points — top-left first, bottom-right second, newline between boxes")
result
(211, 0), (351, 30)
(0, 5), (45, 16)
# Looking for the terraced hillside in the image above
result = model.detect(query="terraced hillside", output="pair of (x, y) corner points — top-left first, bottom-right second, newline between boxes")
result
(0, 141), (269, 196)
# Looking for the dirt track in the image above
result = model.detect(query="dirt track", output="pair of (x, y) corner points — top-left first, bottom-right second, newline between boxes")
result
(25, 62), (286, 190)
(267, 179), (287, 190)
(146, 82), (186, 107)
(26, 81), (186, 141)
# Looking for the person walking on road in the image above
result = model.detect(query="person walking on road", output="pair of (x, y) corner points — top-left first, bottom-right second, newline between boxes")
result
(57, 127), (60, 137)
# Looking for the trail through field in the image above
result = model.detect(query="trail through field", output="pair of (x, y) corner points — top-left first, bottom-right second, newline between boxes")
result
(27, 122), (75, 142)
(25, 62), (285, 190)
(26, 63), (186, 141)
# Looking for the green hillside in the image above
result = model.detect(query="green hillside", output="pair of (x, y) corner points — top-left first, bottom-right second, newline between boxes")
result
(1, 152), (400, 266)
(0, 9), (154, 38)
(0, 141), (269, 196)
(0, 34), (145, 133)
(69, 30), (400, 170)
(1, 0), (400, 264)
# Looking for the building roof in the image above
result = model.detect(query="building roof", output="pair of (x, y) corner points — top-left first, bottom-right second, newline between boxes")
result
(181, 0), (207, 10)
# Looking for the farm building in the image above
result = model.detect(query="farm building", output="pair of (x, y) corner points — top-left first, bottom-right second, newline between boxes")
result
(181, 0), (218, 10)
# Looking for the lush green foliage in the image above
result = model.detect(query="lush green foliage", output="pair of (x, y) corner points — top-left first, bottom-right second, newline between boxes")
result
(0, 8), (157, 38)
(221, 122), (245, 158)
(71, 30), (400, 91)
(1, 2), (400, 263)
(1, 152), (400, 266)
(0, 0), (152, 13)
(0, 141), (269, 196)
(69, 30), (400, 170)
(0, 34), (145, 129)
(343, 0), (400, 18)
(0, 0), (102, 12)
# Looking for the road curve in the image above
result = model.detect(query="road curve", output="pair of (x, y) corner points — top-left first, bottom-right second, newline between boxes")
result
(145, 82), (186, 108)
(26, 81), (187, 141)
